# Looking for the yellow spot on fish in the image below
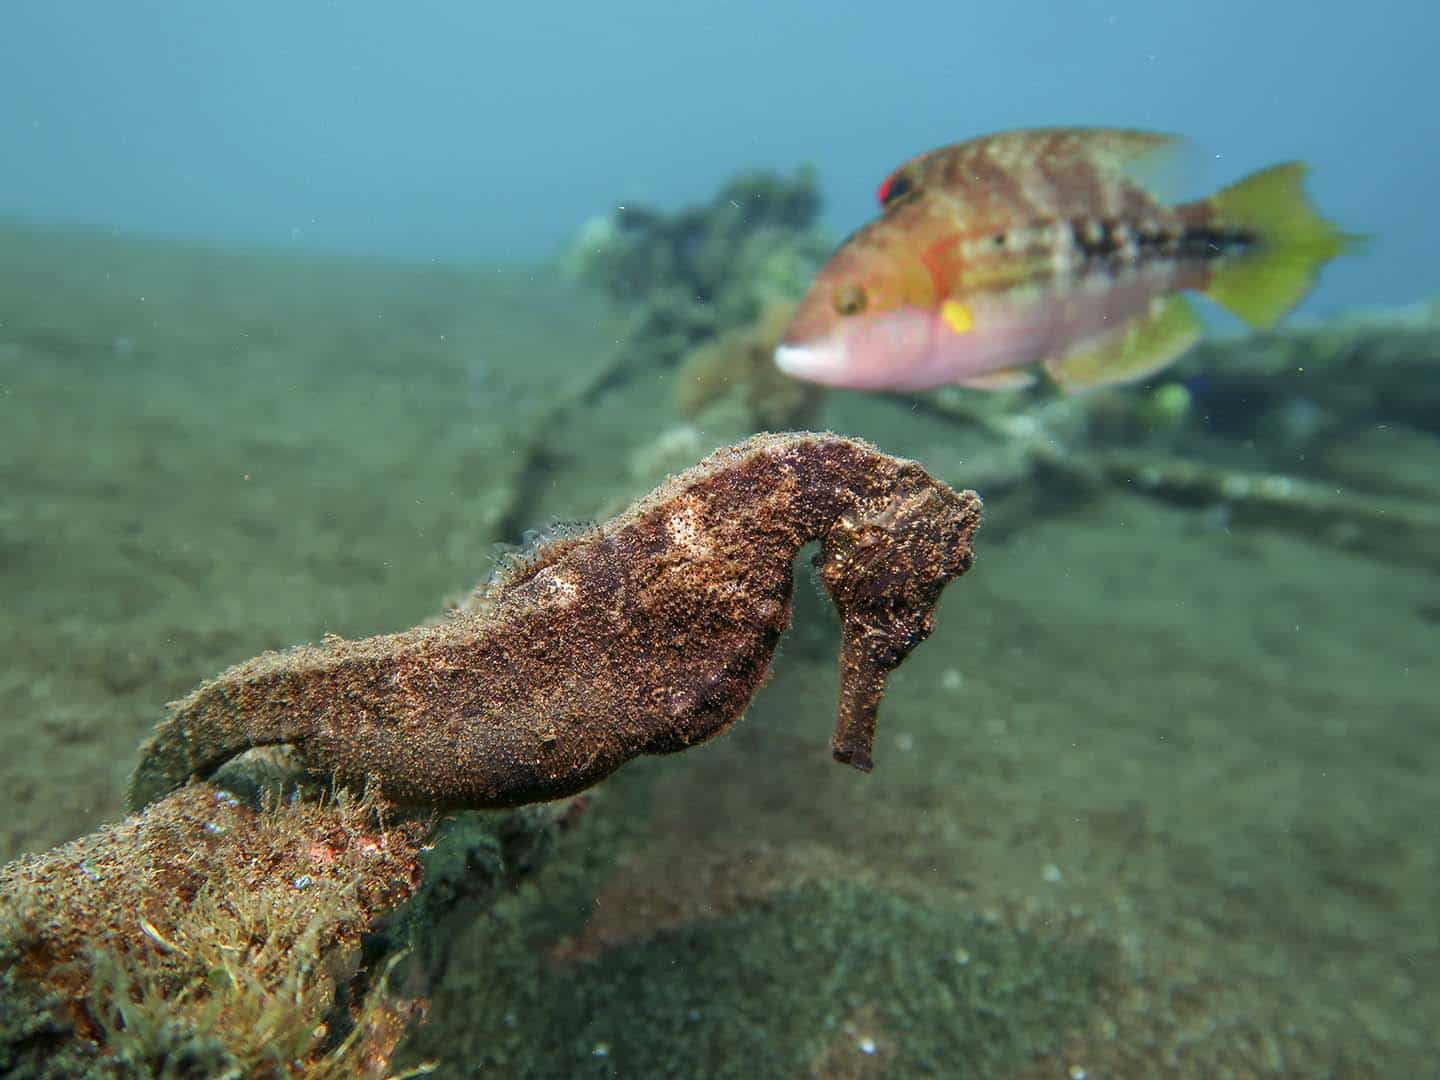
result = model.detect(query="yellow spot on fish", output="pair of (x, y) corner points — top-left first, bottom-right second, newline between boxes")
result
(941, 300), (974, 335)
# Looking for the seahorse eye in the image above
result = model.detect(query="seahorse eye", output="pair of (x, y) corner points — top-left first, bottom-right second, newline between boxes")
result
(833, 283), (868, 317)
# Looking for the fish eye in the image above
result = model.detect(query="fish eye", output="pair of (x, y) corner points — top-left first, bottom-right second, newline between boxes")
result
(833, 283), (868, 316)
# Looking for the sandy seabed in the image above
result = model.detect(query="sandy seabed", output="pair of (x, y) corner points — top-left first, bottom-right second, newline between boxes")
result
(1, 222), (1434, 1077)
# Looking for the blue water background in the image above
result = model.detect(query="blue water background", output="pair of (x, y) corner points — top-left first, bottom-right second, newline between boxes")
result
(3, 1), (1434, 315)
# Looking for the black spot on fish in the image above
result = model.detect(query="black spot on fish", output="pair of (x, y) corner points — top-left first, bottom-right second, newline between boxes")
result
(1070, 218), (1119, 259)
(1177, 227), (1258, 261)
(1067, 217), (1257, 267)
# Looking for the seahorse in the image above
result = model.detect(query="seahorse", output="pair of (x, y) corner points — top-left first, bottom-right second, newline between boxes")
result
(127, 433), (981, 812)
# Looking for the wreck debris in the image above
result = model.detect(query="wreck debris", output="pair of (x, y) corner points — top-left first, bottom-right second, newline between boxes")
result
(128, 433), (982, 811)
(1091, 451), (1440, 568)
(564, 167), (832, 401)
(1177, 303), (1440, 436)
(674, 300), (826, 433)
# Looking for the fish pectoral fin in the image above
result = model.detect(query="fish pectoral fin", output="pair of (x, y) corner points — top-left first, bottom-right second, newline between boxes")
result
(953, 365), (1038, 391)
(1044, 295), (1203, 392)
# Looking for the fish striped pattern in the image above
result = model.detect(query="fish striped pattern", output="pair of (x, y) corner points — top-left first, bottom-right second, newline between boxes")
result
(873, 129), (1248, 302)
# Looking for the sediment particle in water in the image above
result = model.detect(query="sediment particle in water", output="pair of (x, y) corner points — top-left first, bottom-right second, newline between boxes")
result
(128, 432), (982, 811)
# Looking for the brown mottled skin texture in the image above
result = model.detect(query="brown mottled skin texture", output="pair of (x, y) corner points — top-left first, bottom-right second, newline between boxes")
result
(127, 433), (982, 812)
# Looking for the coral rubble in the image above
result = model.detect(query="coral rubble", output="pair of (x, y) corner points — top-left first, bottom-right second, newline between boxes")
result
(128, 433), (982, 810)
(674, 300), (825, 433)
(565, 167), (832, 398)
(0, 785), (429, 1078)
(0, 784), (564, 1077)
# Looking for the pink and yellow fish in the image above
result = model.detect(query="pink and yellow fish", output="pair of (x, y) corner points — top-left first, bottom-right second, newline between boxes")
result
(776, 127), (1357, 393)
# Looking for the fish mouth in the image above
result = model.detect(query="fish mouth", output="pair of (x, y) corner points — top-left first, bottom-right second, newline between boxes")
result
(776, 306), (940, 390)
(774, 342), (850, 385)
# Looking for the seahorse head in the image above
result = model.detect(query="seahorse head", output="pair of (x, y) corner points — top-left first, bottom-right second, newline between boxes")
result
(815, 462), (982, 771)
(818, 464), (980, 648)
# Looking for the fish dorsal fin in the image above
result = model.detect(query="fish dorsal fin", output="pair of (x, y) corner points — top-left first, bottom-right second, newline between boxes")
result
(1052, 128), (1184, 175)
(487, 520), (600, 591)
(996, 128), (1192, 198)
(1044, 294), (1203, 392)
(890, 128), (1193, 219)
(1075, 129), (1194, 199)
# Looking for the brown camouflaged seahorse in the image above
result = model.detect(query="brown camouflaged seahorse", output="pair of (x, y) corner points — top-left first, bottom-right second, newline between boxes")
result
(127, 433), (981, 812)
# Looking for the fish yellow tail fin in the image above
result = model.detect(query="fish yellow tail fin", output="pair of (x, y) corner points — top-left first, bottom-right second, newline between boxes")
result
(1204, 162), (1361, 329)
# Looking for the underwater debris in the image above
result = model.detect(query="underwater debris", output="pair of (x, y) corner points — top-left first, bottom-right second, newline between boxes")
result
(568, 167), (823, 307)
(564, 167), (833, 400)
(1092, 451), (1440, 568)
(0, 785), (430, 1078)
(0, 783), (564, 1077)
(893, 379), (1440, 565)
(675, 300), (825, 432)
(1179, 301), (1440, 438)
(127, 433), (981, 810)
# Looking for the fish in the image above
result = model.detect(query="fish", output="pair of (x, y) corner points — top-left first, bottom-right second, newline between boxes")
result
(774, 128), (1359, 393)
